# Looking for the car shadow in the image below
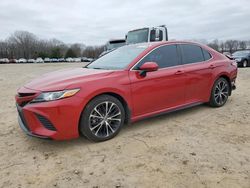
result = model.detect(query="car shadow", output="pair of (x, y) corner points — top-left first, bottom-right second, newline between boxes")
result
(28, 103), (210, 152)
(122, 103), (209, 133)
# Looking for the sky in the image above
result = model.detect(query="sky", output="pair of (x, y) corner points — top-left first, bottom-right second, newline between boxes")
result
(0, 0), (249, 45)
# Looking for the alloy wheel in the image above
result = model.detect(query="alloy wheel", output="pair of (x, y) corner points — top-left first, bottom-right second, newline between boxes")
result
(214, 80), (229, 105)
(89, 101), (122, 138)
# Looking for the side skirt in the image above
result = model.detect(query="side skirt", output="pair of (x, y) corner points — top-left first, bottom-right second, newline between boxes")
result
(131, 101), (204, 123)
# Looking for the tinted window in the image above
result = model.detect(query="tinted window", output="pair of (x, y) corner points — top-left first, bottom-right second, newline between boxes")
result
(180, 44), (204, 64)
(150, 30), (156, 41)
(135, 45), (179, 69)
(150, 30), (163, 42)
(202, 49), (212, 61)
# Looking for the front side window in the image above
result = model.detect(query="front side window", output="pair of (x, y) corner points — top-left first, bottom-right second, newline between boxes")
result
(180, 44), (204, 64)
(134, 45), (180, 69)
(150, 30), (163, 42)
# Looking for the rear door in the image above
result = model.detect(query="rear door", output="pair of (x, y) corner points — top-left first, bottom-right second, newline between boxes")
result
(129, 44), (186, 117)
(178, 44), (213, 103)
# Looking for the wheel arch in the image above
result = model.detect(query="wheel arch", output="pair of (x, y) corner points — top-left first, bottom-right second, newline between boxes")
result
(99, 92), (131, 124)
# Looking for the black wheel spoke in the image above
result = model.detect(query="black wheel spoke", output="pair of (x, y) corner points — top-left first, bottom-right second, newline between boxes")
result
(214, 80), (229, 106)
(89, 101), (121, 138)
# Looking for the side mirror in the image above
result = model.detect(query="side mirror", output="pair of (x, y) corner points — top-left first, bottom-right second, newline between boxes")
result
(139, 62), (158, 77)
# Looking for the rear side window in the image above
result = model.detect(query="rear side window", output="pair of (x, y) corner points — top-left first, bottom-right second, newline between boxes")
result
(202, 49), (212, 61)
(180, 44), (204, 64)
(135, 45), (179, 69)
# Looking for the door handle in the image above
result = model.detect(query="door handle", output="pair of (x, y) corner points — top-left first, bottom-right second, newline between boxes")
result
(209, 64), (215, 69)
(175, 70), (184, 75)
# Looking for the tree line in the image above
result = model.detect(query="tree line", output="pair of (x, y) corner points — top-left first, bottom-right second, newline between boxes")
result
(1, 30), (250, 59)
(0, 31), (104, 59)
(207, 39), (250, 54)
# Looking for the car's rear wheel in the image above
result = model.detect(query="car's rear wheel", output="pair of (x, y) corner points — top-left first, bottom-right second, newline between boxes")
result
(209, 77), (230, 107)
(80, 95), (125, 142)
(242, 60), (248, 68)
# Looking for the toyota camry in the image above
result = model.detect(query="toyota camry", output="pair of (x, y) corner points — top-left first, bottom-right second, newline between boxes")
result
(15, 41), (238, 142)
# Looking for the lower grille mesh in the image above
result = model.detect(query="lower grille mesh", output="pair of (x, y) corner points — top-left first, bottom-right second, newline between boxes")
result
(36, 114), (57, 131)
(17, 105), (30, 131)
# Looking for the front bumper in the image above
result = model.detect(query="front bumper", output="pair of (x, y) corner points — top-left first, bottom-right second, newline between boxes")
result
(17, 106), (50, 139)
(15, 94), (84, 140)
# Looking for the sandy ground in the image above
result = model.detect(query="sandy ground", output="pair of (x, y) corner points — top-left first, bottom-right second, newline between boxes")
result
(0, 63), (249, 188)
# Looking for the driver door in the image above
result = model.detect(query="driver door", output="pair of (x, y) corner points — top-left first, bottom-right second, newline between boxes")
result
(129, 44), (186, 118)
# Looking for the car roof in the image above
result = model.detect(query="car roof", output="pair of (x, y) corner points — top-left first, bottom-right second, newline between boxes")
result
(124, 40), (221, 71)
(126, 40), (210, 49)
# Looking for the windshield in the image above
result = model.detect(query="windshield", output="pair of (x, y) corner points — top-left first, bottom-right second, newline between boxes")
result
(126, 29), (149, 44)
(107, 41), (125, 50)
(232, 51), (249, 56)
(87, 45), (147, 70)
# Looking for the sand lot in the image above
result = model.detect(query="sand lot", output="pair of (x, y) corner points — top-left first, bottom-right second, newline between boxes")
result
(0, 63), (249, 188)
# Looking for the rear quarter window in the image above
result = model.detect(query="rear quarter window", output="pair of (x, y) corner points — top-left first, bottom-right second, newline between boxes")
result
(202, 49), (212, 61)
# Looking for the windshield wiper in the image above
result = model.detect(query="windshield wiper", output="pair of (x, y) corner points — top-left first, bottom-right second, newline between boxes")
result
(92, 67), (104, 69)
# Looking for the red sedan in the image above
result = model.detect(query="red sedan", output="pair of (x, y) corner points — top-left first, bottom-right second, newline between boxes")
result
(15, 41), (237, 142)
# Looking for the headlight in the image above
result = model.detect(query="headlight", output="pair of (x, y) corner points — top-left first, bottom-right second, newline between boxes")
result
(31, 89), (80, 103)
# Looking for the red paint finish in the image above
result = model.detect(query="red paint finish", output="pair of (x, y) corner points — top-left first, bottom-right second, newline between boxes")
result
(15, 41), (238, 140)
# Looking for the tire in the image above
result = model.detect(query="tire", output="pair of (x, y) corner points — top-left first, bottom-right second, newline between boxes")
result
(209, 77), (230, 107)
(79, 95), (125, 142)
(242, 60), (248, 68)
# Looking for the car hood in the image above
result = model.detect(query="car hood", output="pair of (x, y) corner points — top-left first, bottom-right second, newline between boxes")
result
(24, 68), (115, 91)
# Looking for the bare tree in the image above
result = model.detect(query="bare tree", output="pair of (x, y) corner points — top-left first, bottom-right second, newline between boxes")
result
(225, 40), (239, 53)
(208, 39), (219, 52)
(82, 46), (104, 58)
(7, 31), (38, 59)
(239, 41), (247, 50)
(0, 41), (8, 58)
(70, 44), (82, 57)
(219, 41), (226, 53)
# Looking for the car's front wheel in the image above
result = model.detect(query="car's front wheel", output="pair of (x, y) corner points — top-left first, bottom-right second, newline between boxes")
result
(80, 95), (125, 142)
(209, 77), (230, 107)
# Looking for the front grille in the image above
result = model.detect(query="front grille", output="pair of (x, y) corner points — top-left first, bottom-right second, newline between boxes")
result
(36, 114), (57, 131)
(17, 105), (30, 131)
(18, 93), (36, 97)
(16, 93), (37, 107)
